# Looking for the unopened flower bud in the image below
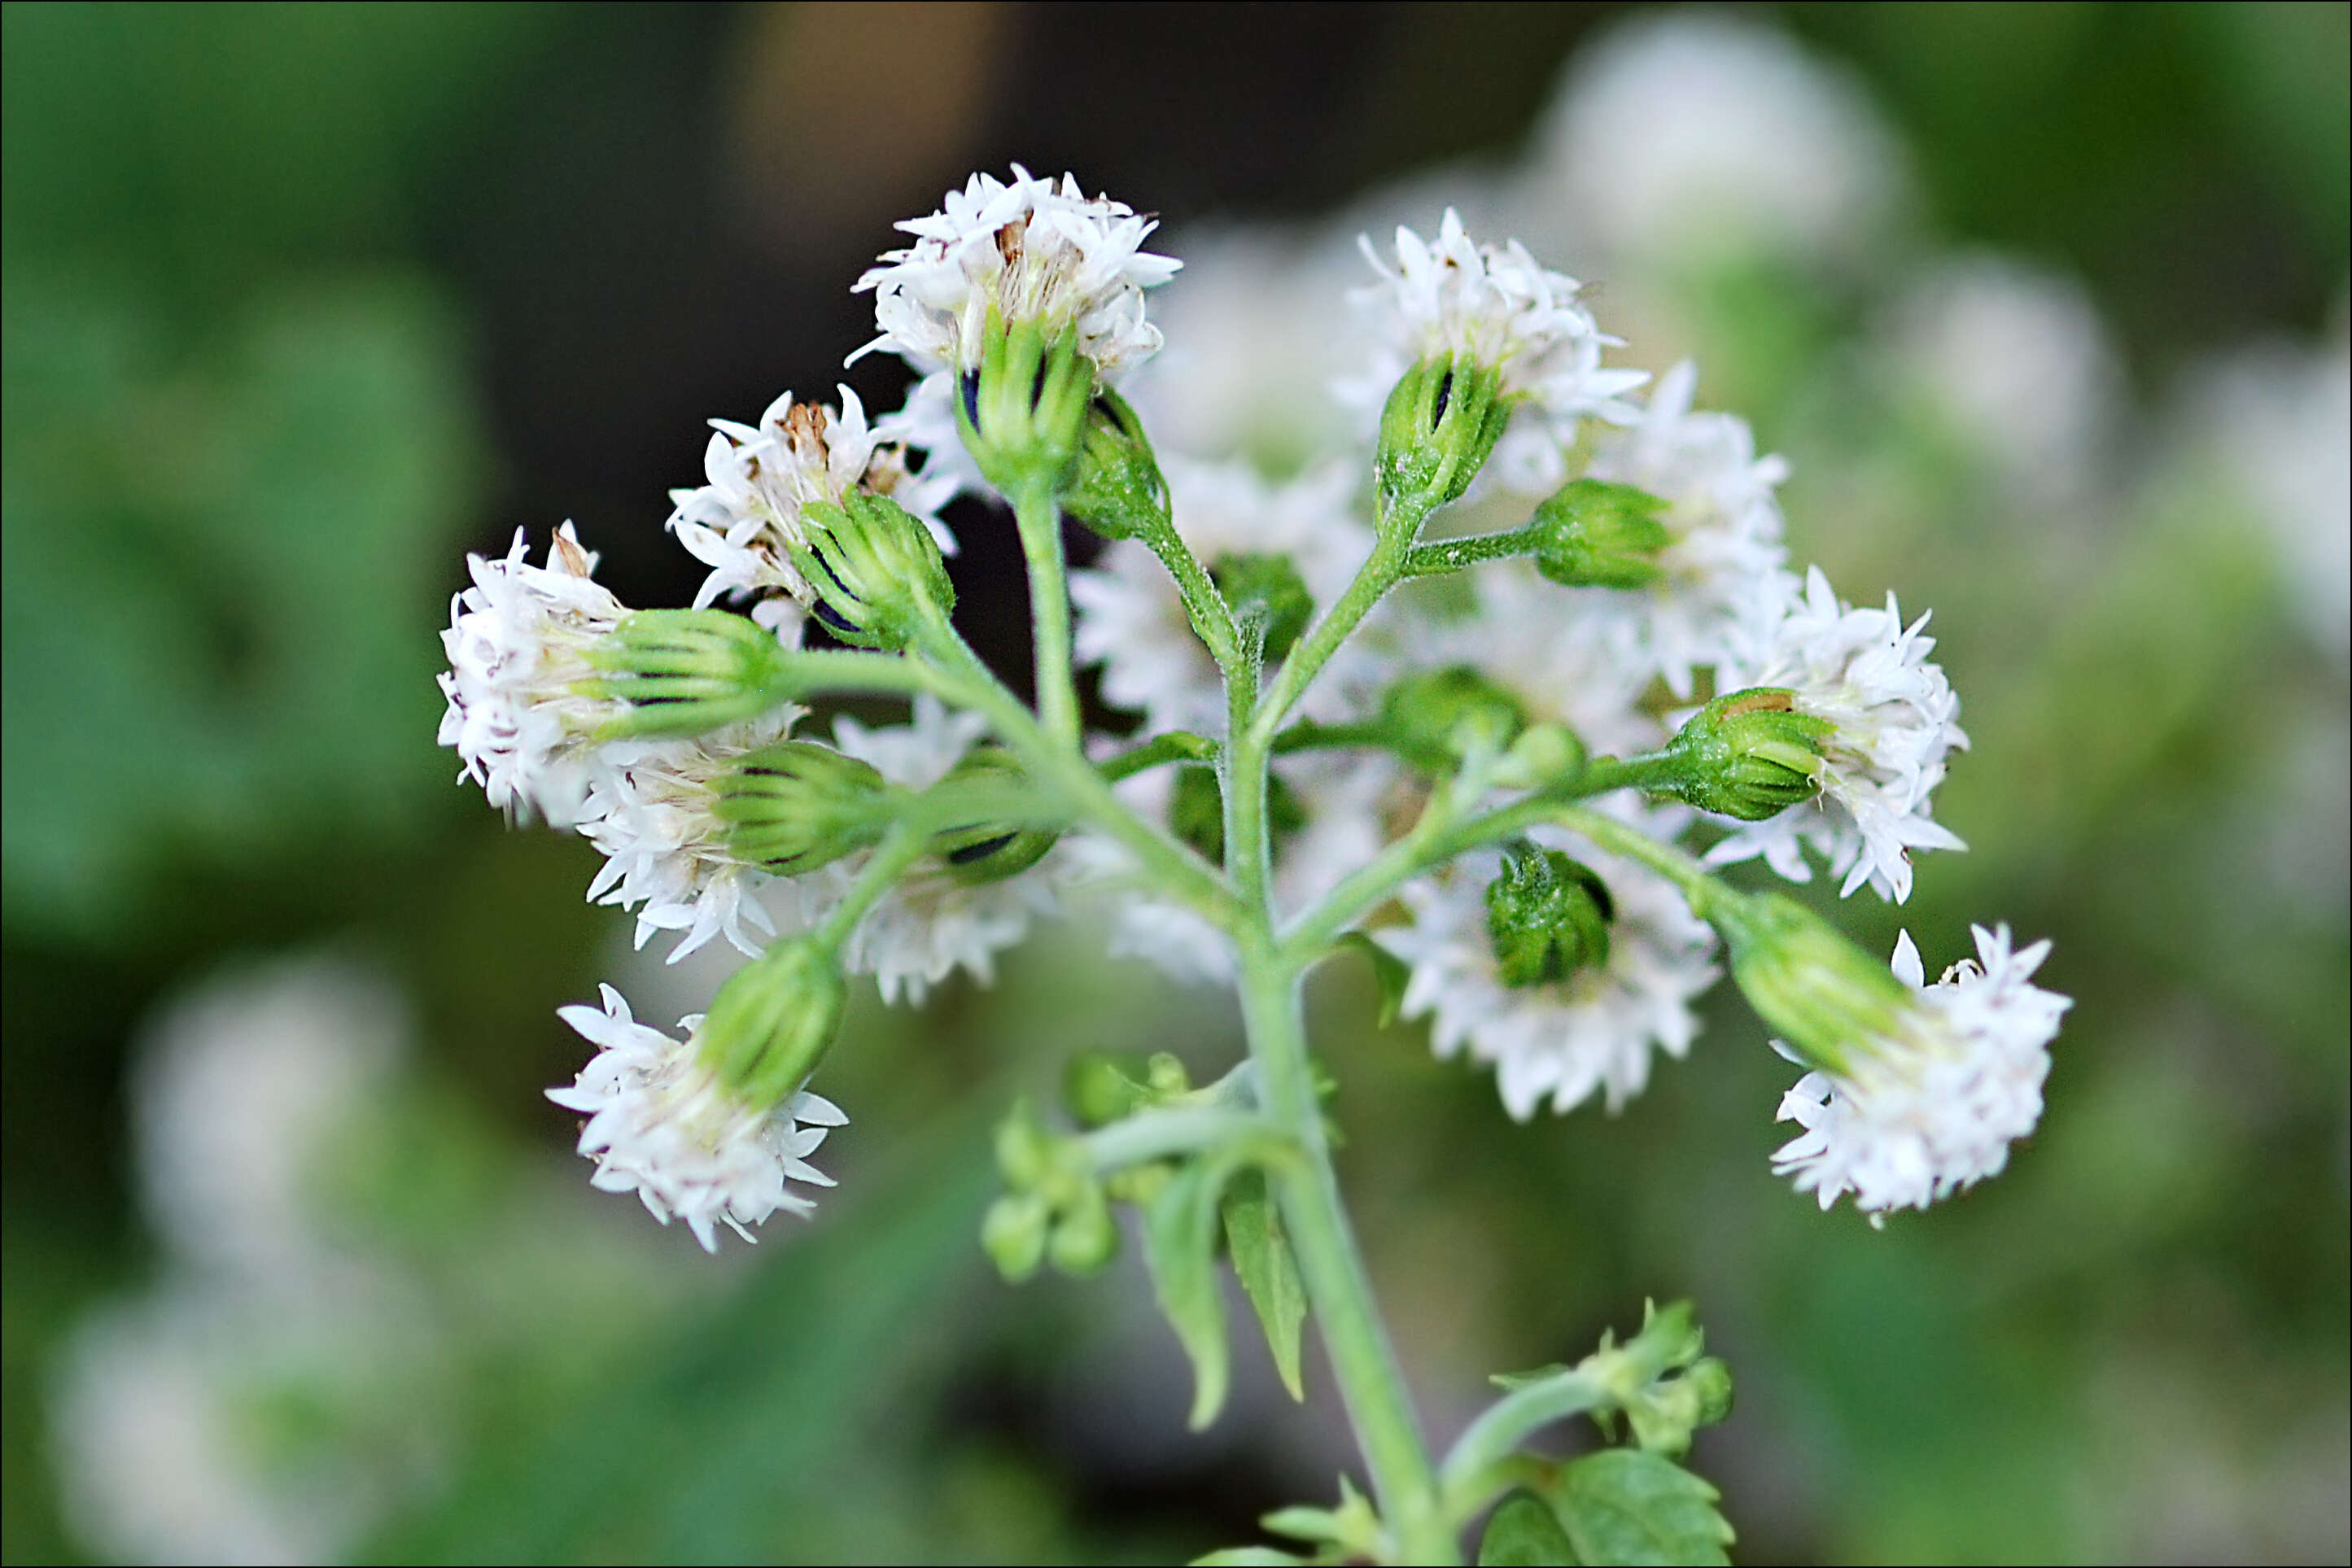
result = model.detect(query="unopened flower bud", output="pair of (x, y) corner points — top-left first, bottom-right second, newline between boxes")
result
(696, 937), (847, 1111)
(1493, 722), (1585, 790)
(1713, 891), (1912, 1078)
(982, 1193), (1051, 1282)
(1379, 665), (1528, 767)
(1211, 551), (1316, 662)
(1530, 478), (1672, 589)
(1169, 764), (1306, 864)
(1375, 352), (1511, 522)
(1663, 689), (1830, 820)
(1048, 1182), (1119, 1275)
(928, 745), (1061, 884)
(582, 609), (789, 737)
(1060, 389), (1169, 540)
(1626, 1356), (1736, 1457)
(1484, 842), (1615, 987)
(714, 740), (896, 875)
(793, 490), (955, 651)
(957, 314), (1097, 496)
(1064, 1050), (1156, 1129)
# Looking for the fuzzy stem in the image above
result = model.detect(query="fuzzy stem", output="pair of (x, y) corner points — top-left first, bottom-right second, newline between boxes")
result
(1012, 478), (1083, 752)
(1250, 509), (1427, 745)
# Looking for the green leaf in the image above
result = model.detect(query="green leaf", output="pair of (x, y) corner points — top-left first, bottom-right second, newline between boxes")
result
(1221, 1168), (1308, 1400)
(1141, 1158), (1231, 1430)
(1479, 1489), (1580, 1566)
(1334, 930), (1412, 1025)
(1546, 1450), (1733, 1567)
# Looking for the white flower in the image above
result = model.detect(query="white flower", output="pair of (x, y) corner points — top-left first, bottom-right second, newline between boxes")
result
(131, 954), (406, 1281)
(1576, 360), (1797, 697)
(855, 165), (1180, 378)
(1375, 811), (1720, 1119)
(819, 694), (1064, 1004)
(1707, 566), (1968, 902)
(1347, 209), (1646, 494)
(435, 523), (628, 828)
(1070, 456), (1375, 734)
(667, 384), (955, 632)
(1773, 924), (2069, 1217)
(1539, 12), (1906, 269)
(579, 708), (801, 963)
(546, 985), (846, 1251)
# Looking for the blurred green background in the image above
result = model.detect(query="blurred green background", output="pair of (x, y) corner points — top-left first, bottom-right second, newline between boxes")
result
(4, 3), (2345, 1562)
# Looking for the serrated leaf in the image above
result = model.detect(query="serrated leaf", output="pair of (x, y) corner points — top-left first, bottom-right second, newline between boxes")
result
(1222, 1168), (1308, 1400)
(1142, 1159), (1231, 1430)
(1546, 1449), (1733, 1567)
(1479, 1489), (1580, 1566)
(1334, 930), (1412, 1025)
(1192, 1549), (1309, 1566)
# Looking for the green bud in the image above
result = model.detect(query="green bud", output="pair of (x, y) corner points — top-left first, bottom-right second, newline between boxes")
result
(1209, 552), (1316, 662)
(1168, 764), (1307, 864)
(1064, 1051), (1156, 1129)
(956, 312), (1095, 496)
(713, 740), (894, 875)
(1663, 688), (1830, 820)
(1375, 352), (1511, 522)
(794, 490), (955, 652)
(1494, 721), (1585, 790)
(1484, 842), (1615, 987)
(926, 745), (1061, 884)
(1144, 1051), (1193, 1099)
(1060, 389), (1169, 540)
(982, 1194), (1051, 1282)
(1713, 891), (1913, 1077)
(1379, 665), (1528, 767)
(1530, 478), (1672, 590)
(583, 609), (788, 736)
(1626, 1357), (1736, 1457)
(695, 937), (846, 1110)
(1047, 1182), (1119, 1276)
(993, 1098), (1057, 1191)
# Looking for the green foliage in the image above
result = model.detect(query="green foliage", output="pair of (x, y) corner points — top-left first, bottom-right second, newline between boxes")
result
(1221, 1168), (1309, 1400)
(1333, 931), (1413, 1026)
(1143, 1155), (1237, 1430)
(1478, 1491), (1580, 1566)
(1545, 1452), (1733, 1568)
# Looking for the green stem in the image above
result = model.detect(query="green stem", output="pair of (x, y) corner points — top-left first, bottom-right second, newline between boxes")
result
(1012, 479), (1082, 752)
(1436, 1366), (1610, 1511)
(1081, 1105), (1270, 1173)
(1251, 514), (1425, 746)
(1138, 513), (1242, 667)
(1223, 649), (1454, 1563)
(765, 648), (951, 702)
(1098, 730), (1218, 782)
(815, 824), (929, 949)
(913, 618), (1235, 927)
(1237, 950), (1455, 1564)
(1270, 718), (1392, 757)
(1547, 801), (1723, 915)
(1397, 524), (1537, 579)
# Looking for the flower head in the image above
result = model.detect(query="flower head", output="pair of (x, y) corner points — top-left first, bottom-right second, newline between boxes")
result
(437, 523), (630, 828)
(1705, 566), (1968, 902)
(1348, 209), (1646, 496)
(1576, 361), (1798, 697)
(1377, 810), (1720, 1119)
(667, 386), (954, 634)
(1773, 924), (2069, 1218)
(855, 166), (1180, 379)
(579, 710), (801, 963)
(546, 984), (846, 1251)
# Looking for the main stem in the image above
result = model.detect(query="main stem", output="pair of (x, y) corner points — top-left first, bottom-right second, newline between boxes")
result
(1012, 479), (1082, 752)
(1225, 649), (1454, 1563)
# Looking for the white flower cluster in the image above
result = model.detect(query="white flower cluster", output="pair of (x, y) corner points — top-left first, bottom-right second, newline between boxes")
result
(437, 522), (629, 828)
(1349, 207), (1648, 496)
(667, 385), (955, 633)
(1378, 818), (1720, 1120)
(1773, 925), (2069, 1217)
(856, 165), (1180, 379)
(1709, 566), (1969, 902)
(548, 985), (846, 1252)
